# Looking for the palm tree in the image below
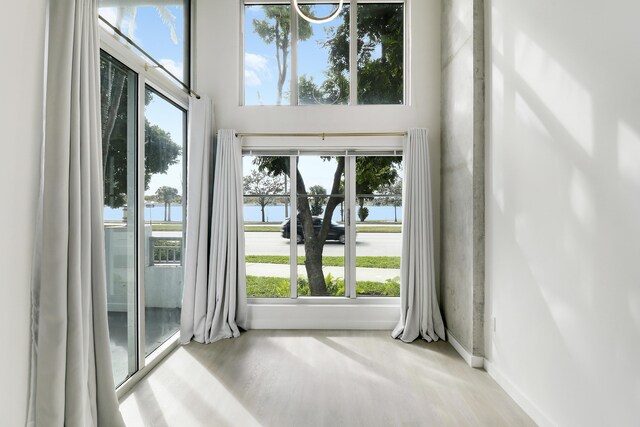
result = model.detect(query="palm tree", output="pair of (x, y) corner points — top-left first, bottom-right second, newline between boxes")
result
(155, 186), (179, 222)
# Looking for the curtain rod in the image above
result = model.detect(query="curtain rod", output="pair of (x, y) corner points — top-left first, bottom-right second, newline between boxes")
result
(98, 15), (201, 99)
(236, 131), (407, 139)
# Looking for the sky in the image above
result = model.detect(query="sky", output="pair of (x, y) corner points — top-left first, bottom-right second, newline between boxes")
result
(97, 3), (389, 197)
(244, 155), (342, 195)
(99, 4), (186, 196)
(244, 4), (348, 105)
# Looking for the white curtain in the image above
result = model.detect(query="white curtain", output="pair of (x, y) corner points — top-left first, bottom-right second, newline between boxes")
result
(181, 126), (247, 344)
(28, 0), (124, 425)
(392, 128), (446, 343)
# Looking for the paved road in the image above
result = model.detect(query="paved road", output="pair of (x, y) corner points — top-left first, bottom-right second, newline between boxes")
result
(245, 232), (402, 257)
(150, 230), (402, 257)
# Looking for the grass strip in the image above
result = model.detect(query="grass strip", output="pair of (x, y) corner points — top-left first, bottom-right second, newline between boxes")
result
(356, 226), (401, 233)
(151, 224), (183, 231)
(246, 255), (400, 269)
(244, 226), (282, 232)
(246, 275), (400, 298)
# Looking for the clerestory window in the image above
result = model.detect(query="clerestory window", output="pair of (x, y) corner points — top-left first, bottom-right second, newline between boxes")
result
(243, 0), (405, 106)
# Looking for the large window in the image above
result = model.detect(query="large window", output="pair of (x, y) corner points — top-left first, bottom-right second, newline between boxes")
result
(100, 48), (187, 387)
(99, 0), (190, 84)
(243, 153), (402, 299)
(243, 0), (404, 106)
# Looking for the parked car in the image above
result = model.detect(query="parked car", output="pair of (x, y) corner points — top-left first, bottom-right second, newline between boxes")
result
(281, 216), (346, 244)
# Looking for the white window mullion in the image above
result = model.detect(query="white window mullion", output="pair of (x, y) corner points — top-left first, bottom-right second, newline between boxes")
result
(290, 3), (299, 105)
(349, 0), (358, 105)
(346, 156), (357, 298)
(136, 76), (147, 370)
(289, 156), (298, 297)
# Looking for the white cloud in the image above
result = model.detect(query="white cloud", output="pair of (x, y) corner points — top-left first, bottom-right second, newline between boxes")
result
(244, 53), (270, 87)
(158, 59), (184, 81)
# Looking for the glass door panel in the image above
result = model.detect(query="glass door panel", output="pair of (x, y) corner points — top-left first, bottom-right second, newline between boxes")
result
(296, 156), (345, 297)
(243, 155), (291, 298)
(143, 86), (186, 356)
(354, 156), (403, 296)
(100, 51), (138, 386)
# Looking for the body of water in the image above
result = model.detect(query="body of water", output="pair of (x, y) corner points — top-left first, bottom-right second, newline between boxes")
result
(243, 204), (403, 223)
(104, 204), (403, 223)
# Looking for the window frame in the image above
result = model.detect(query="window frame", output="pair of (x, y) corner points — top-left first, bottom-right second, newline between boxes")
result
(241, 0), (407, 106)
(98, 0), (192, 87)
(100, 25), (190, 398)
(242, 147), (403, 305)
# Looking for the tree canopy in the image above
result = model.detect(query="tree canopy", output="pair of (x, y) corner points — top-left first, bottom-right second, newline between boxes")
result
(100, 56), (182, 209)
(243, 169), (286, 222)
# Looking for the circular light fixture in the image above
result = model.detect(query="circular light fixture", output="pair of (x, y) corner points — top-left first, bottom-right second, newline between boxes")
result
(293, 0), (345, 24)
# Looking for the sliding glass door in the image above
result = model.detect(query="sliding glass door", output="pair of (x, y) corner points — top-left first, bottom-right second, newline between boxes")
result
(100, 50), (187, 387)
(243, 153), (402, 300)
(143, 87), (186, 356)
(101, 52), (138, 386)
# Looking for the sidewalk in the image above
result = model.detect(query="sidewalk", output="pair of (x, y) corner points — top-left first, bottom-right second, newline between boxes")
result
(245, 263), (400, 282)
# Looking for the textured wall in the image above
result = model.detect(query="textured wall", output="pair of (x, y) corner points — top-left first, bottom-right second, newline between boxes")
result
(0, 1), (46, 423)
(440, 0), (485, 356)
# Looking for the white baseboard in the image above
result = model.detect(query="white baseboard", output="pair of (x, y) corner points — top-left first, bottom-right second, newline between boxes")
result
(446, 329), (484, 368)
(246, 303), (399, 330)
(484, 359), (554, 427)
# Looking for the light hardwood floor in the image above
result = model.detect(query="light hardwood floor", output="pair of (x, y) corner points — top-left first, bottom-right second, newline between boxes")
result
(119, 330), (535, 426)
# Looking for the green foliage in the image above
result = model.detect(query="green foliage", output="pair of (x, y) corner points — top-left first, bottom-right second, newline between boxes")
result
(243, 169), (286, 222)
(308, 185), (328, 215)
(245, 255), (401, 269)
(356, 278), (400, 296)
(246, 275), (400, 297)
(246, 275), (290, 298)
(355, 226), (401, 233)
(252, 5), (313, 105)
(100, 55), (182, 209)
(358, 206), (369, 222)
(244, 226), (282, 232)
(317, 4), (404, 104)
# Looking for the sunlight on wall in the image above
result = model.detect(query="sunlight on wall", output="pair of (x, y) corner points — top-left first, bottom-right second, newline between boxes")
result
(617, 120), (640, 187)
(569, 168), (595, 227)
(490, 64), (505, 213)
(491, 6), (503, 56)
(514, 32), (593, 156)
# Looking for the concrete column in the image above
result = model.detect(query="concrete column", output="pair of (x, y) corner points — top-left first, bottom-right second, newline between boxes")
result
(441, 0), (485, 358)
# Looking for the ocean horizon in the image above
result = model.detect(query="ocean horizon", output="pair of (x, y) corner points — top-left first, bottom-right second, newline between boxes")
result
(104, 204), (403, 223)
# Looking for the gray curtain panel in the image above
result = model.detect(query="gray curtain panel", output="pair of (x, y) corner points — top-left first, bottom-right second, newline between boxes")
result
(392, 128), (446, 343)
(181, 125), (248, 344)
(28, 0), (124, 425)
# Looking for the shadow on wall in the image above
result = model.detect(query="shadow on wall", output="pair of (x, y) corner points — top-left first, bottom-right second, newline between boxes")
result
(487, 0), (640, 425)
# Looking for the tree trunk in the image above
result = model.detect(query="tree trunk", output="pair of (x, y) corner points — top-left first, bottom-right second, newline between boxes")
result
(394, 205), (397, 222)
(304, 242), (327, 295)
(261, 204), (266, 223)
(296, 159), (345, 296)
(167, 202), (171, 222)
(296, 170), (328, 295)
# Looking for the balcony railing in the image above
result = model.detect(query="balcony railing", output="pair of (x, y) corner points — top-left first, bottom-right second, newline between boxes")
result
(149, 237), (183, 266)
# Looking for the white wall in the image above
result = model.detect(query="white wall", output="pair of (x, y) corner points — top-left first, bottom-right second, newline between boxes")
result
(0, 1), (46, 424)
(485, 0), (640, 425)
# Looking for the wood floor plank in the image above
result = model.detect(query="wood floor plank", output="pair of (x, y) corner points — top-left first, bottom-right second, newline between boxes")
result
(119, 330), (535, 427)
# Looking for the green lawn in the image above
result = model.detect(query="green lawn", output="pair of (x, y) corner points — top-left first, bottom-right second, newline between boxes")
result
(150, 224), (401, 233)
(246, 275), (400, 298)
(151, 224), (183, 231)
(356, 226), (401, 233)
(246, 255), (400, 269)
(244, 225), (282, 232)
